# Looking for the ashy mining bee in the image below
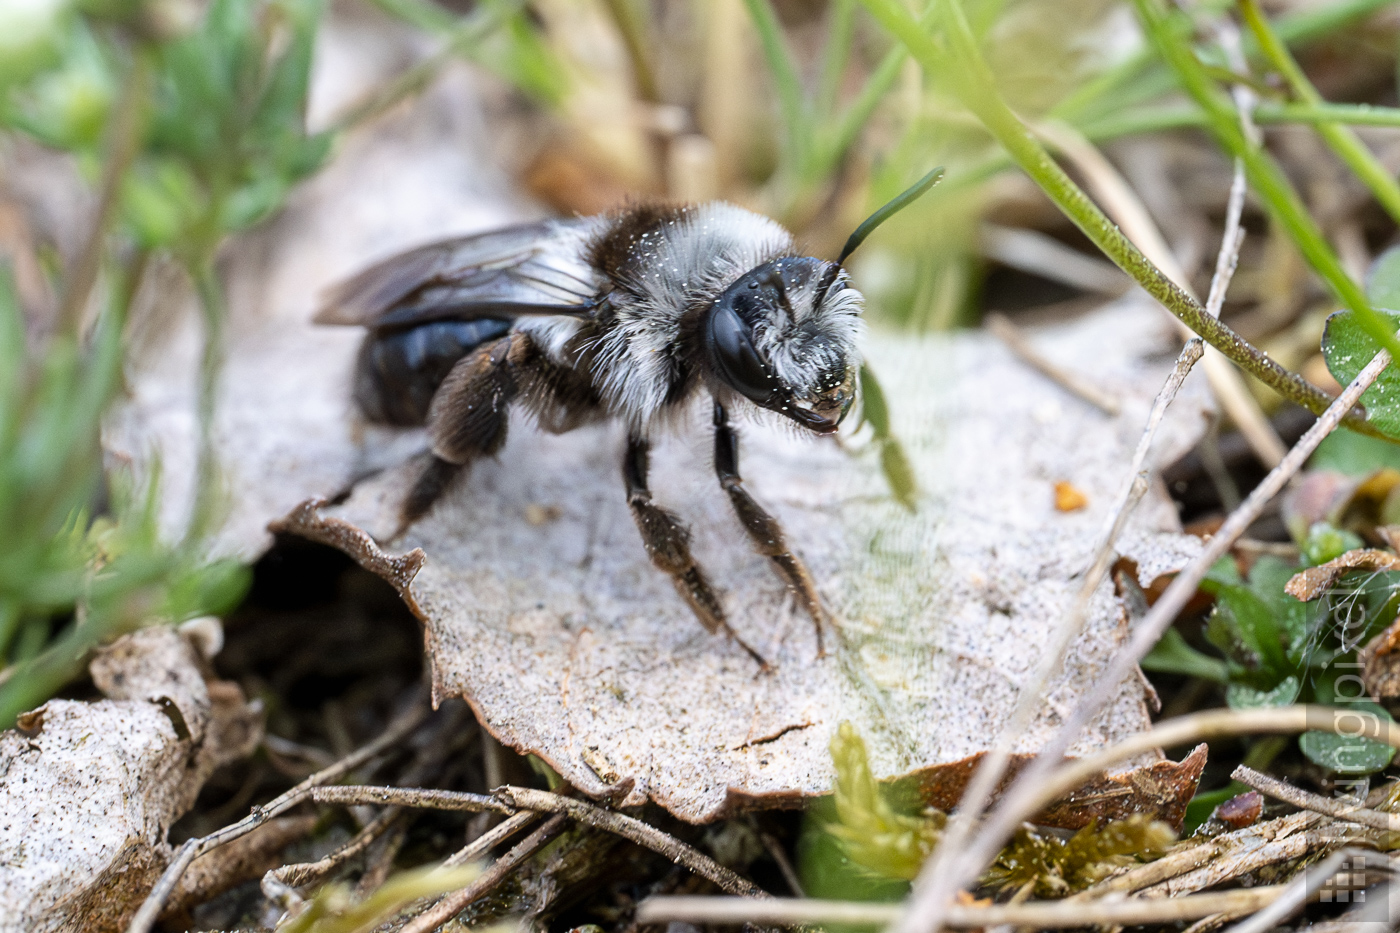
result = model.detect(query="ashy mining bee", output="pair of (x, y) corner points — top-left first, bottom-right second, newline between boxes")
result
(317, 172), (942, 663)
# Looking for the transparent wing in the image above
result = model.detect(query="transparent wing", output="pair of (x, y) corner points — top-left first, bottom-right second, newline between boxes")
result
(315, 217), (605, 329)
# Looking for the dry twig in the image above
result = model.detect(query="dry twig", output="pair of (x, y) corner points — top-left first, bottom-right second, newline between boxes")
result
(398, 813), (570, 933)
(1233, 765), (1400, 833)
(496, 785), (768, 898)
(985, 312), (1122, 414)
(637, 886), (1291, 928)
(1222, 848), (1366, 933)
(312, 785), (511, 813)
(443, 810), (543, 867)
(124, 702), (428, 933)
(261, 808), (406, 909)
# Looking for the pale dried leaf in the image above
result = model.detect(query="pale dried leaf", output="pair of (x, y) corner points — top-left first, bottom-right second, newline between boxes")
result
(0, 628), (262, 932)
(311, 295), (1210, 822)
(96, 27), (1212, 823)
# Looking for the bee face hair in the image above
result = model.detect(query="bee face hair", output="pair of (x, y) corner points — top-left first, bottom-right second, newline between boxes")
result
(705, 256), (864, 433)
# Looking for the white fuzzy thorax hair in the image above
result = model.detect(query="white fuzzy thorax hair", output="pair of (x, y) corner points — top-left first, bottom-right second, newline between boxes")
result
(516, 202), (865, 432)
(588, 203), (793, 428)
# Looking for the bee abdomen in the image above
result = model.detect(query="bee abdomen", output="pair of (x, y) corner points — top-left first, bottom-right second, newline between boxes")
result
(354, 319), (513, 426)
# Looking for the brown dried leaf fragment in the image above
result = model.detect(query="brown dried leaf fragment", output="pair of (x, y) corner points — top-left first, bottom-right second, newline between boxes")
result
(1360, 617), (1400, 698)
(1285, 549), (1400, 601)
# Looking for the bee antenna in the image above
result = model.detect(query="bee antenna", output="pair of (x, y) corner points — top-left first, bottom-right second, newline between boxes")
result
(836, 166), (946, 266)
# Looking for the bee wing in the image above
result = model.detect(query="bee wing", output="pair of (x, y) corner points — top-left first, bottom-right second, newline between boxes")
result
(316, 218), (604, 329)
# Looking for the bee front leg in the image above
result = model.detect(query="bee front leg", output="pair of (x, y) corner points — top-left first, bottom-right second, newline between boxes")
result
(623, 435), (768, 668)
(713, 402), (826, 656)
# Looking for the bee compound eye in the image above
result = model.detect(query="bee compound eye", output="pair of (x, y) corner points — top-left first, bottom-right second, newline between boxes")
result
(707, 300), (780, 406)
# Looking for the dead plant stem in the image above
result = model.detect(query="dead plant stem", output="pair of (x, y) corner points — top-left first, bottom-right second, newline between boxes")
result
(495, 786), (768, 897)
(124, 702), (427, 933)
(985, 313), (1121, 414)
(637, 886), (1290, 928)
(311, 785), (511, 813)
(399, 813), (569, 933)
(443, 810), (541, 867)
(1233, 765), (1400, 832)
(904, 151), (1248, 933)
(1222, 848), (1363, 933)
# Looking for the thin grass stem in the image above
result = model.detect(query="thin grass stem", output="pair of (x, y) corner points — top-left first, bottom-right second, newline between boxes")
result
(1240, 0), (1400, 225)
(856, 0), (1357, 432)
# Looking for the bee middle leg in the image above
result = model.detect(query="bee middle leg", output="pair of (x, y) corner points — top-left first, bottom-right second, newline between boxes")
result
(623, 436), (767, 668)
(713, 402), (826, 655)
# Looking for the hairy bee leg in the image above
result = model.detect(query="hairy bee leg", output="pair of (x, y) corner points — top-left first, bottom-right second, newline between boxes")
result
(623, 436), (769, 669)
(713, 402), (826, 656)
(393, 335), (523, 535)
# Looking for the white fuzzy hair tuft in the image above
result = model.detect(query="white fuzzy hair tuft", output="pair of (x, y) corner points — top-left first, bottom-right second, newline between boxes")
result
(588, 203), (794, 429)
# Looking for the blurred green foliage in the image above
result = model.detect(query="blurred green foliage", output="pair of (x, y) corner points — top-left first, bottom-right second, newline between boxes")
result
(0, 265), (247, 726)
(0, 0), (342, 726)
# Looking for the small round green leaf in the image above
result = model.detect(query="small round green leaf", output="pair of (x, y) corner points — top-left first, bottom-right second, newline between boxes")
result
(1226, 675), (1299, 710)
(1299, 701), (1397, 775)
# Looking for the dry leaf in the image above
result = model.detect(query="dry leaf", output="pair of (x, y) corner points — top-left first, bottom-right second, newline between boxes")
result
(0, 627), (262, 932)
(97, 25), (1211, 823)
(1285, 550), (1400, 601)
(1359, 617), (1400, 698)
(288, 295), (1210, 822)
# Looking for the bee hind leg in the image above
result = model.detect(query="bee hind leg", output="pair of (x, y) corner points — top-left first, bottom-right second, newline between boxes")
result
(392, 334), (524, 538)
(713, 402), (826, 657)
(623, 435), (769, 669)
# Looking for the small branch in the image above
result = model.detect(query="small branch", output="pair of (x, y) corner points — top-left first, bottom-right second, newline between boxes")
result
(398, 813), (569, 933)
(311, 785), (511, 813)
(1222, 848), (1365, 933)
(637, 886), (1290, 929)
(979, 225), (1129, 297)
(262, 807), (405, 909)
(496, 785), (768, 898)
(443, 810), (542, 867)
(985, 313), (1121, 415)
(125, 702), (427, 933)
(1233, 766), (1400, 832)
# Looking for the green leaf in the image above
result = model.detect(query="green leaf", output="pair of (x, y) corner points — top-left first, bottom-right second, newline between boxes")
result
(1227, 675), (1300, 709)
(1310, 427), (1400, 476)
(1322, 245), (1400, 439)
(1367, 245), (1400, 312)
(1202, 581), (1291, 684)
(1322, 306), (1400, 437)
(1300, 702), (1397, 774)
(1301, 521), (1365, 566)
(1141, 628), (1229, 682)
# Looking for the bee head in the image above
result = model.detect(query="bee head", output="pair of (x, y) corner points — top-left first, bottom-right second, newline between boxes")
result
(704, 257), (864, 434)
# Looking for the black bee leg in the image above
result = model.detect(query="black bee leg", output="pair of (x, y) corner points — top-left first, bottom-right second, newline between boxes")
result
(392, 335), (523, 537)
(624, 435), (768, 669)
(713, 402), (826, 656)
